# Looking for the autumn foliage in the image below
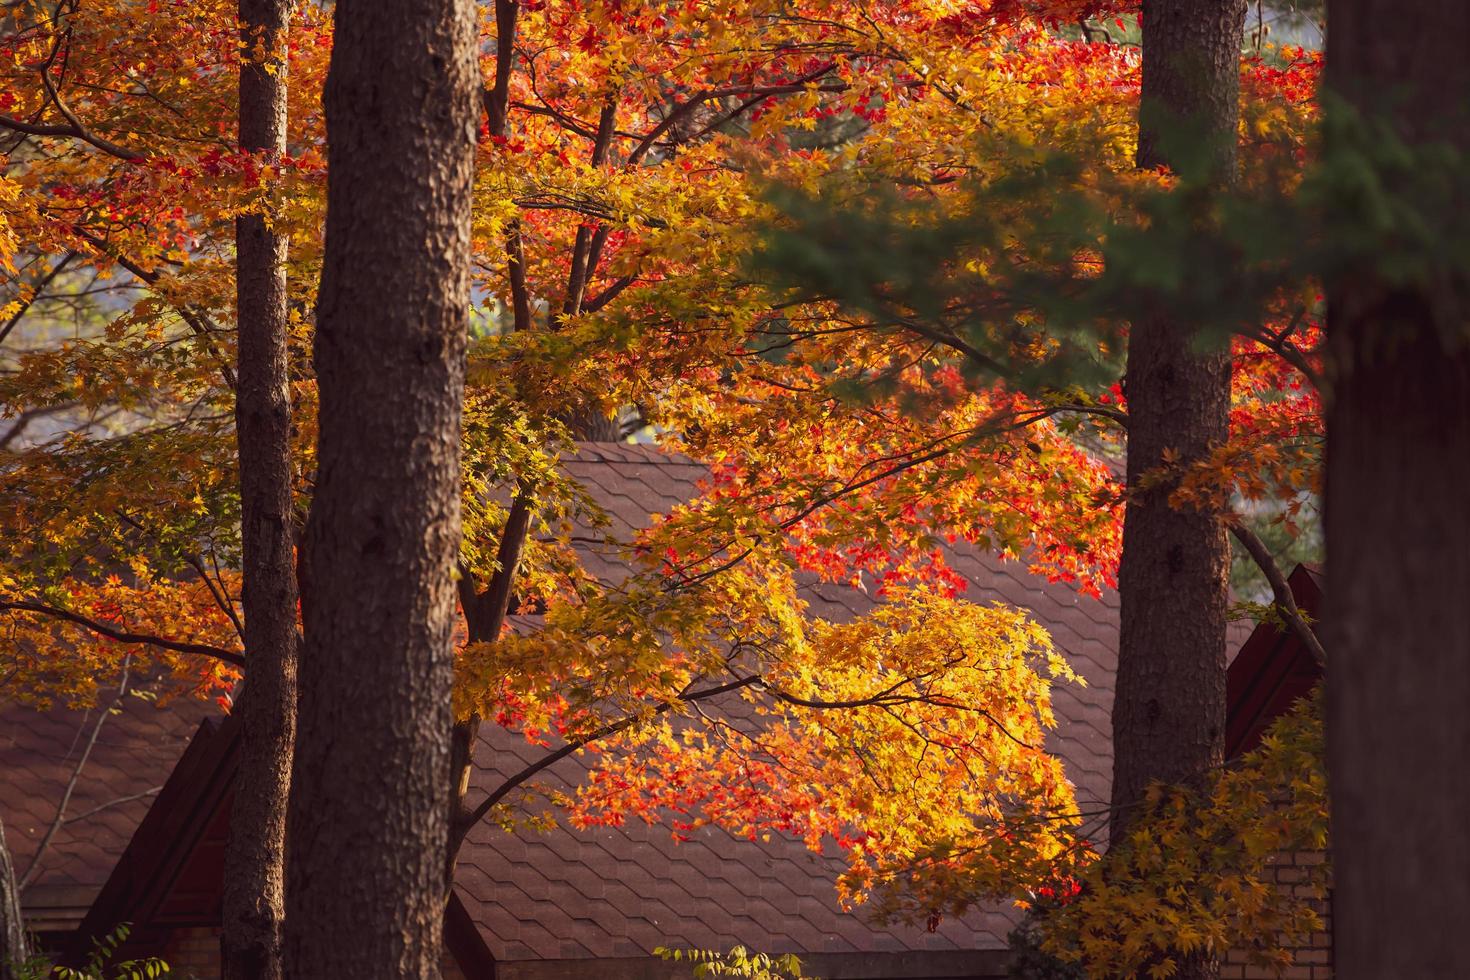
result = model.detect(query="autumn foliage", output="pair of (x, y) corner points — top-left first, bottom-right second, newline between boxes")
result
(1, 0), (1329, 974)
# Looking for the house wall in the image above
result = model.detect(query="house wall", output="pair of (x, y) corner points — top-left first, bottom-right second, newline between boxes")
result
(1223, 850), (1332, 979)
(495, 949), (1010, 979)
(443, 949), (472, 980)
(153, 928), (472, 980)
(160, 926), (220, 980)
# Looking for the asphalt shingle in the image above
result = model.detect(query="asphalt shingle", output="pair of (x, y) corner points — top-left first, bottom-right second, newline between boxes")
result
(453, 442), (1124, 961)
(4, 441), (1141, 962)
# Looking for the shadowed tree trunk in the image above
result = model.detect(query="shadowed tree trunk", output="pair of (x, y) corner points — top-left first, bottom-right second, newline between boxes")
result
(1112, 3), (1244, 978)
(282, 0), (478, 975)
(0, 814), (27, 979)
(222, 2), (297, 977)
(1324, 2), (1470, 976)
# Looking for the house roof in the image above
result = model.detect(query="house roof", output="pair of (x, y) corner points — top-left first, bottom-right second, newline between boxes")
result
(454, 443), (1122, 965)
(0, 689), (215, 932)
(1225, 564), (1324, 757)
(3, 441), (1280, 975)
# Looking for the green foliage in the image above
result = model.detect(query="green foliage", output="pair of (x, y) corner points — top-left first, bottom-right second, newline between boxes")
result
(1007, 911), (1088, 980)
(1306, 96), (1470, 344)
(756, 92), (1470, 393)
(752, 144), (1130, 396)
(656, 945), (809, 980)
(1038, 693), (1328, 977)
(12, 925), (168, 980)
(1228, 503), (1321, 602)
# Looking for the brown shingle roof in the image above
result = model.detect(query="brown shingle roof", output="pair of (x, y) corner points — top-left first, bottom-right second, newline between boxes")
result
(5, 441), (1159, 966)
(453, 442), (1124, 963)
(0, 689), (217, 929)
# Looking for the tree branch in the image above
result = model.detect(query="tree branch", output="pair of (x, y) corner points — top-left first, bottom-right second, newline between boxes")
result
(562, 100), (618, 319)
(63, 786), (162, 824)
(36, 64), (146, 161)
(482, 0), (519, 136)
(18, 657), (132, 891)
(0, 402), (84, 452)
(465, 489), (534, 644)
(1228, 519), (1327, 667)
(582, 273), (637, 314)
(626, 64), (841, 166)
(0, 107), (142, 161)
(73, 229), (237, 390)
(457, 675), (761, 835)
(0, 599), (244, 666)
(0, 251), (75, 349)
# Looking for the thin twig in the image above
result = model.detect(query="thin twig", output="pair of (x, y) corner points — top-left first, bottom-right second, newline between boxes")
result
(458, 675), (761, 834)
(0, 251), (75, 348)
(18, 656), (132, 891)
(63, 786), (162, 824)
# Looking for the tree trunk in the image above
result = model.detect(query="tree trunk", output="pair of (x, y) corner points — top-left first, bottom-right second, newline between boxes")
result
(1112, 3), (1243, 978)
(223, 2), (297, 978)
(0, 814), (28, 980)
(445, 490), (529, 878)
(443, 11), (620, 879)
(1324, 3), (1470, 977)
(282, 0), (478, 976)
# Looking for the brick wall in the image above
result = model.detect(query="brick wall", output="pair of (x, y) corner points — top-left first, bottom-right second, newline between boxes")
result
(151, 927), (474, 979)
(1222, 850), (1331, 980)
(160, 926), (221, 980)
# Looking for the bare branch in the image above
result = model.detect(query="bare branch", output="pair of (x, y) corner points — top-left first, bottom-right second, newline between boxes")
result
(0, 251), (75, 349)
(63, 786), (162, 824)
(18, 657), (132, 891)
(0, 402), (84, 451)
(1228, 519), (1327, 667)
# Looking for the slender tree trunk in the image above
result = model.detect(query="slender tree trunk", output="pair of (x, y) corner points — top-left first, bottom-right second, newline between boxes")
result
(223, 3), (297, 978)
(0, 814), (28, 979)
(1324, 3), (1470, 977)
(443, 6), (620, 880)
(282, 0), (478, 976)
(443, 1), (526, 882)
(1112, 3), (1243, 978)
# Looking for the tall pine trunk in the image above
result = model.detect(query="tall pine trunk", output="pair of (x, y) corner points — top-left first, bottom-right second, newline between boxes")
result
(223, 2), (297, 978)
(1324, 2), (1470, 976)
(282, 0), (478, 975)
(1112, 2), (1243, 978)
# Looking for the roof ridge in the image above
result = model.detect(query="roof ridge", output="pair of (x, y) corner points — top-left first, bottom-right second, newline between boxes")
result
(569, 441), (701, 466)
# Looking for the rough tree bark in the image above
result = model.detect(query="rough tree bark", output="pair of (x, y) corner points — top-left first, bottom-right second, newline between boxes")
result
(282, 0), (478, 976)
(1111, 2), (1243, 978)
(1324, 2), (1470, 977)
(223, 2), (297, 978)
